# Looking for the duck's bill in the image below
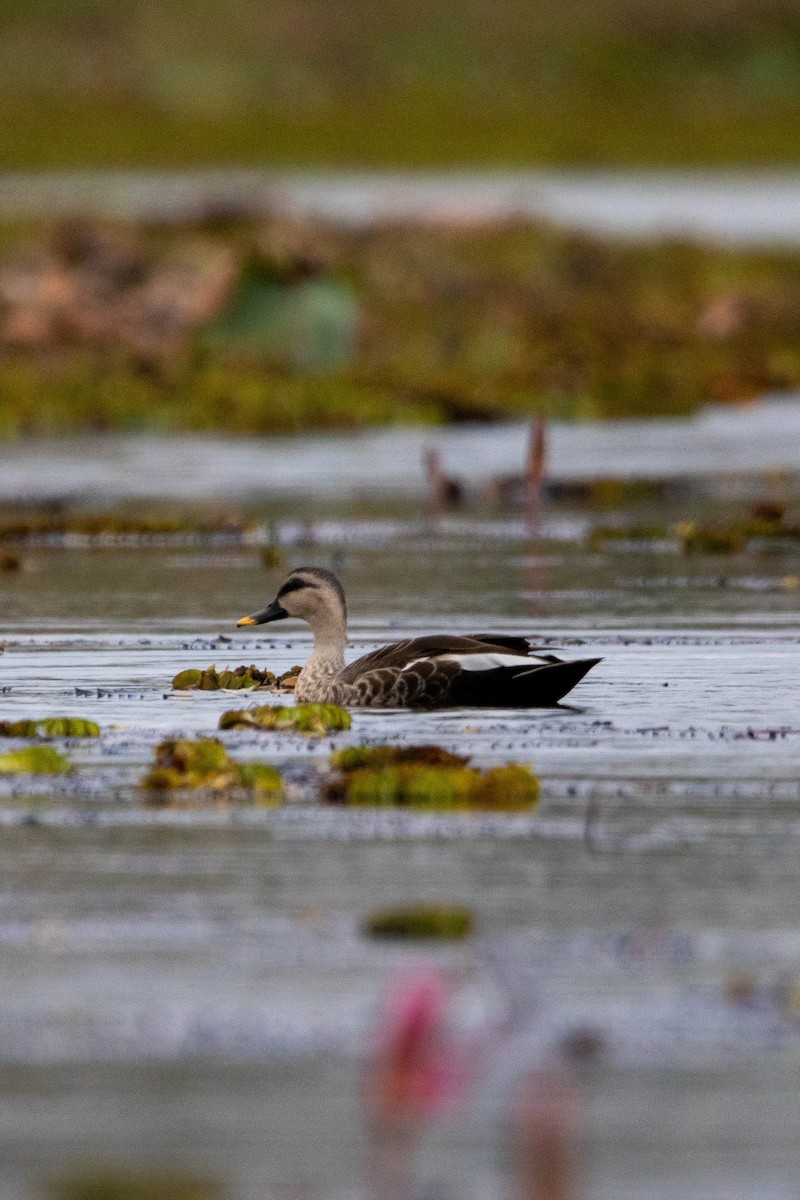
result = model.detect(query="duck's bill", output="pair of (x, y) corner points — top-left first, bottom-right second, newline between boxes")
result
(236, 599), (288, 626)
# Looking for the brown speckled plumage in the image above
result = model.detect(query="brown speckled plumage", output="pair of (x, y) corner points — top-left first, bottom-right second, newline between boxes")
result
(237, 567), (600, 709)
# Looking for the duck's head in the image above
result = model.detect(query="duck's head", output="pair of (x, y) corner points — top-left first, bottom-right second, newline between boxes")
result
(237, 566), (347, 634)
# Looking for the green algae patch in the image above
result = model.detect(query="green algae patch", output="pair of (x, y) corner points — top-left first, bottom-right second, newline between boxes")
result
(140, 738), (282, 803)
(325, 750), (539, 812)
(0, 746), (72, 774)
(364, 904), (475, 941)
(218, 703), (351, 735)
(0, 717), (100, 738)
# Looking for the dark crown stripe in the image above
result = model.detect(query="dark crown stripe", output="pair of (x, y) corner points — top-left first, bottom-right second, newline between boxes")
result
(277, 577), (312, 599)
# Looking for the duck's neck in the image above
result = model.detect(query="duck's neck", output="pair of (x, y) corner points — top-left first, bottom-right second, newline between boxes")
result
(297, 618), (347, 701)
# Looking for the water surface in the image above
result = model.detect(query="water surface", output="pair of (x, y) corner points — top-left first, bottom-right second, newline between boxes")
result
(3, 486), (800, 1198)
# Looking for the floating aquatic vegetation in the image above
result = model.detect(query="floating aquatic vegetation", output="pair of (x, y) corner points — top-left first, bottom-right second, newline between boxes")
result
(0, 511), (258, 542)
(589, 503), (800, 557)
(171, 664), (275, 691)
(325, 749), (539, 811)
(140, 738), (282, 802)
(0, 746), (72, 774)
(677, 522), (748, 555)
(218, 703), (351, 734)
(363, 904), (475, 940)
(332, 745), (468, 771)
(171, 664), (301, 691)
(676, 519), (800, 555)
(50, 1166), (223, 1200)
(676, 502), (800, 555)
(0, 717), (100, 738)
(587, 524), (671, 549)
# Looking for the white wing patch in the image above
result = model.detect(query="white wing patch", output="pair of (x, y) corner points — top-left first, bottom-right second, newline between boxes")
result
(402, 652), (552, 673)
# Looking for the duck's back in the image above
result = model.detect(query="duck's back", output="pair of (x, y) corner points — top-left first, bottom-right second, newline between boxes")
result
(337, 634), (599, 708)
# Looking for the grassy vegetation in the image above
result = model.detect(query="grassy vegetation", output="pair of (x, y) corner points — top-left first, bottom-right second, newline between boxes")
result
(3, 213), (800, 433)
(4, 0), (800, 168)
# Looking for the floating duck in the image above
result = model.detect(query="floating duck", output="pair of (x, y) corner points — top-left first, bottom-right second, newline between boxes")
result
(237, 567), (599, 708)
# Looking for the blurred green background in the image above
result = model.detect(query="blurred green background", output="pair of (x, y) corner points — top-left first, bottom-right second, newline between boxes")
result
(3, 0), (800, 168)
(2, 1), (800, 438)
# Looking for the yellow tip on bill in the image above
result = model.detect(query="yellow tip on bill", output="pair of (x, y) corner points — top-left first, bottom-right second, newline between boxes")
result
(237, 616), (257, 626)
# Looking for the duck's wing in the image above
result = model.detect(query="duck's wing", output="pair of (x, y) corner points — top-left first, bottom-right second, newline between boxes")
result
(338, 634), (558, 684)
(340, 634), (600, 707)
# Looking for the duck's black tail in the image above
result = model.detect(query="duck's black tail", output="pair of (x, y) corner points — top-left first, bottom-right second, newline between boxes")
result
(447, 657), (601, 708)
(510, 657), (601, 706)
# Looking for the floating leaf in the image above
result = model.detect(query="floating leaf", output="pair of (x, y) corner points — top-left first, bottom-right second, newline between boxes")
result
(277, 666), (303, 687)
(364, 904), (474, 940)
(141, 738), (236, 791)
(677, 521), (747, 555)
(235, 762), (283, 804)
(325, 749), (539, 812)
(471, 764), (542, 810)
(39, 718), (100, 737)
(0, 720), (40, 737)
(218, 703), (351, 734)
(0, 746), (71, 773)
(171, 664), (277, 690)
(0, 717), (100, 738)
(332, 745), (468, 771)
(171, 669), (203, 690)
(140, 737), (283, 802)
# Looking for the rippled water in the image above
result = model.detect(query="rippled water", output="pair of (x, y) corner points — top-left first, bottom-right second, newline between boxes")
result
(3, 477), (800, 1197)
(4, 396), (800, 502)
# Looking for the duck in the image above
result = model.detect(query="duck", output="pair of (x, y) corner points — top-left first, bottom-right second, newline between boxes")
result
(236, 566), (600, 708)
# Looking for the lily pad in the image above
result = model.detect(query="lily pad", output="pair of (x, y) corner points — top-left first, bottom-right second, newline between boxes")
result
(39, 718), (100, 737)
(140, 737), (282, 803)
(364, 904), (475, 940)
(0, 717), (100, 738)
(0, 746), (72, 773)
(171, 669), (203, 690)
(218, 703), (351, 734)
(0, 720), (40, 738)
